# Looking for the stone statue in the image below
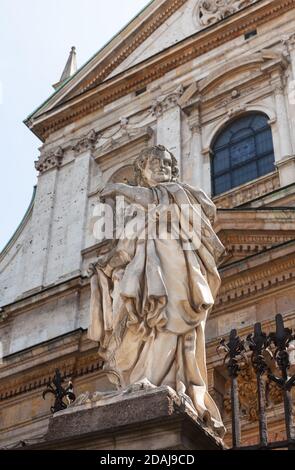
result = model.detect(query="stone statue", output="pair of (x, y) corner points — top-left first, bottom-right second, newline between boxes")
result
(88, 145), (225, 437)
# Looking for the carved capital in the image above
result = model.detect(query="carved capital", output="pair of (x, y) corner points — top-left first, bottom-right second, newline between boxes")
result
(151, 85), (184, 117)
(35, 146), (64, 173)
(72, 129), (100, 154)
(197, 0), (258, 27)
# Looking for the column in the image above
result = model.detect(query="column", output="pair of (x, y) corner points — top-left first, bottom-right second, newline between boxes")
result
(282, 34), (295, 165)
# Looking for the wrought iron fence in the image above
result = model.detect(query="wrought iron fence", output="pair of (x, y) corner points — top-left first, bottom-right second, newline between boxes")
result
(219, 314), (295, 450)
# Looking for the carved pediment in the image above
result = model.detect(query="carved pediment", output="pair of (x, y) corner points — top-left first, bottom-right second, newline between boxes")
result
(24, 0), (287, 142)
(198, 0), (258, 27)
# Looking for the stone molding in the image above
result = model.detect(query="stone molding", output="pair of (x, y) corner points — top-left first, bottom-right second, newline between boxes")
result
(0, 333), (103, 403)
(34, 147), (64, 173)
(69, 0), (188, 98)
(220, 233), (295, 263)
(275, 153), (295, 169)
(94, 124), (154, 160)
(27, 0), (295, 140)
(0, 358), (104, 404)
(213, 171), (280, 208)
(215, 248), (295, 308)
(197, 0), (258, 27)
(35, 119), (154, 171)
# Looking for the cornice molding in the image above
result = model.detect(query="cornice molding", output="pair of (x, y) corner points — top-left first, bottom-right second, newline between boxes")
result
(27, 0), (295, 141)
(0, 349), (104, 403)
(197, 0), (259, 27)
(1, 275), (88, 317)
(215, 247), (295, 308)
(67, 0), (188, 99)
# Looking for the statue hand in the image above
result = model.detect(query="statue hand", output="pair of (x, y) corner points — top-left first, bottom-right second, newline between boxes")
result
(87, 263), (97, 277)
(99, 183), (118, 199)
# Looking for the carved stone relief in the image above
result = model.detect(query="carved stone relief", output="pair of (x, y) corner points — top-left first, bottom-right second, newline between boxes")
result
(197, 0), (258, 27)
(35, 147), (64, 173)
(223, 363), (283, 423)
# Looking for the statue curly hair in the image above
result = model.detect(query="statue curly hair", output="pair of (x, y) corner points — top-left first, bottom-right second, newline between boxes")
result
(134, 145), (179, 186)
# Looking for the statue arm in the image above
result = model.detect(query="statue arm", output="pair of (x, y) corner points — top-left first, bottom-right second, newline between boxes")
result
(100, 183), (154, 207)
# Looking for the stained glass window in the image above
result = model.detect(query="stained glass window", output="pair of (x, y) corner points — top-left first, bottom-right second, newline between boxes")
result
(211, 113), (275, 196)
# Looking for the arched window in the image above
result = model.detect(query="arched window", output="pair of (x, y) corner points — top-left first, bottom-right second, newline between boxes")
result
(211, 113), (275, 196)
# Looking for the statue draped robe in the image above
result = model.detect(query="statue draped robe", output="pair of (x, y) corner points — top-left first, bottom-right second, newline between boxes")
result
(88, 182), (225, 436)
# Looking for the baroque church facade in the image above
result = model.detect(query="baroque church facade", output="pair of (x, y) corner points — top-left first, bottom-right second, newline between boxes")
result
(1, 0), (295, 448)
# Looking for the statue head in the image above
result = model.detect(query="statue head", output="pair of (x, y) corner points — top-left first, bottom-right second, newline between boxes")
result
(134, 145), (179, 187)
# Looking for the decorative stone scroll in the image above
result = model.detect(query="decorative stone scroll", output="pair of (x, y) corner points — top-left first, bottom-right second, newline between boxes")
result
(72, 129), (100, 154)
(151, 85), (184, 117)
(94, 124), (154, 159)
(35, 146), (64, 174)
(197, 0), (258, 27)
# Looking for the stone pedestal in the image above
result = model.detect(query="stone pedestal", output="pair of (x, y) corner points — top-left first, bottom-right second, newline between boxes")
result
(28, 386), (225, 450)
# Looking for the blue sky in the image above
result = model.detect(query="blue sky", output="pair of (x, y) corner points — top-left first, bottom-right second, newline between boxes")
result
(0, 0), (149, 250)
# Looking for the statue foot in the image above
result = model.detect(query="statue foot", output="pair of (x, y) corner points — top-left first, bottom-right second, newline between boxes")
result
(123, 378), (157, 394)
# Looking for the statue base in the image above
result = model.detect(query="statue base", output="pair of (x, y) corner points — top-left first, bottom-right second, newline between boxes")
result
(29, 385), (225, 450)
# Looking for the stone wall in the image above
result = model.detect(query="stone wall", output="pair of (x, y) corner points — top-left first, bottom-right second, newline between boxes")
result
(1, 0), (295, 448)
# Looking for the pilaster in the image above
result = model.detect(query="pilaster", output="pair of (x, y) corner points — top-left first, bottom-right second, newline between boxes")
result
(186, 103), (203, 189)
(153, 86), (183, 174)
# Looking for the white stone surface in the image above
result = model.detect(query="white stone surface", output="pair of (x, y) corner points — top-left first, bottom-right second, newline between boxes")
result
(8, 292), (78, 355)
(109, 0), (203, 79)
(1, 1), (295, 358)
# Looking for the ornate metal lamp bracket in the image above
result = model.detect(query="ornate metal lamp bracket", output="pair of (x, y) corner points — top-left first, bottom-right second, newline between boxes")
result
(42, 369), (76, 414)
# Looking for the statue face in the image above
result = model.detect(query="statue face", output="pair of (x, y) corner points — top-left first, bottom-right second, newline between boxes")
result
(142, 150), (172, 186)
